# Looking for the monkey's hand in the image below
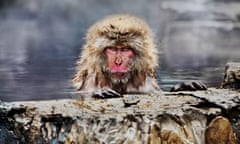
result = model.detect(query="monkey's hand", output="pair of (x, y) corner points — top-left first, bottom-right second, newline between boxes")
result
(92, 89), (121, 98)
(170, 81), (207, 92)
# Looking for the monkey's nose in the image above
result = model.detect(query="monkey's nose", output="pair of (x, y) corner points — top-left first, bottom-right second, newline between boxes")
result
(115, 57), (123, 65)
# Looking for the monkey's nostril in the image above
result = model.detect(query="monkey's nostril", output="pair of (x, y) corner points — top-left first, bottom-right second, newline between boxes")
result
(115, 57), (122, 65)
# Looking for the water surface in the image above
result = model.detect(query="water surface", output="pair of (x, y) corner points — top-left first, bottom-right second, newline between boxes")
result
(1, 0), (240, 101)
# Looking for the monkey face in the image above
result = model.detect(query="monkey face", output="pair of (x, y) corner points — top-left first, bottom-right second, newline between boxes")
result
(104, 44), (134, 84)
(73, 14), (160, 94)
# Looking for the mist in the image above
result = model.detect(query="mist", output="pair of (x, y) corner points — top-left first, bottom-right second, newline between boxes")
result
(0, 0), (240, 101)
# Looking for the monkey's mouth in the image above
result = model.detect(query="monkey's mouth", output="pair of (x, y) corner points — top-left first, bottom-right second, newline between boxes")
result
(110, 72), (130, 84)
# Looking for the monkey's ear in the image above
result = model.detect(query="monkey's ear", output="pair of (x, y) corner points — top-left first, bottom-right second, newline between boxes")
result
(170, 81), (207, 92)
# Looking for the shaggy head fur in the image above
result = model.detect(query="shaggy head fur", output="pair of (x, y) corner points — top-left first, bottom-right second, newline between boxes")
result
(73, 14), (159, 92)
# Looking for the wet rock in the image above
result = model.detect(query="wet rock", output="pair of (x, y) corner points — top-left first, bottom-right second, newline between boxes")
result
(0, 88), (239, 143)
(206, 116), (236, 144)
(221, 62), (240, 89)
(123, 95), (140, 107)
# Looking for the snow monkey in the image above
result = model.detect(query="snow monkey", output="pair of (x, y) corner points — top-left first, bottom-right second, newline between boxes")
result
(72, 14), (161, 97)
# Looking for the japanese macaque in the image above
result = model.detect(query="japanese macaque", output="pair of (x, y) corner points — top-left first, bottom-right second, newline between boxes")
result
(72, 14), (160, 97)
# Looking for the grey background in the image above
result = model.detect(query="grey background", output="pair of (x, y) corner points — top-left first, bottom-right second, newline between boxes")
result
(1, 0), (240, 101)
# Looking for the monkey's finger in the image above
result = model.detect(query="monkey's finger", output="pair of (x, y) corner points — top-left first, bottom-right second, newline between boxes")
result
(93, 89), (121, 98)
(192, 81), (207, 90)
(93, 89), (112, 98)
(170, 81), (207, 92)
(101, 90), (121, 98)
(199, 81), (208, 90)
(106, 89), (121, 97)
(186, 82), (196, 90)
(92, 90), (106, 98)
(170, 82), (194, 92)
(170, 83), (183, 92)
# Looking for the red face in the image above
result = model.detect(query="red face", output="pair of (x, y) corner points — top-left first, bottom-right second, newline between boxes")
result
(105, 45), (134, 82)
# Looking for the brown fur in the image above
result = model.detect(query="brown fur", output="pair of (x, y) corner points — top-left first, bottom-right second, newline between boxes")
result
(72, 14), (160, 94)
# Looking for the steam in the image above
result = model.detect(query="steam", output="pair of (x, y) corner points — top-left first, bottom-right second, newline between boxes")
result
(0, 0), (240, 100)
(0, 0), (164, 101)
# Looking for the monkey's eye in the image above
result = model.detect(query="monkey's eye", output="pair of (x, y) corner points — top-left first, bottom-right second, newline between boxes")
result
(107, 46), (116, 51)
(120, 46), (134, 56)
(105, 47), (117, 54)
(121, 46), (132, 52)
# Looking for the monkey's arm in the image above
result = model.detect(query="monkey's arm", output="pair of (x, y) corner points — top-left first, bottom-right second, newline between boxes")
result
(170, 81), (207, 92)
